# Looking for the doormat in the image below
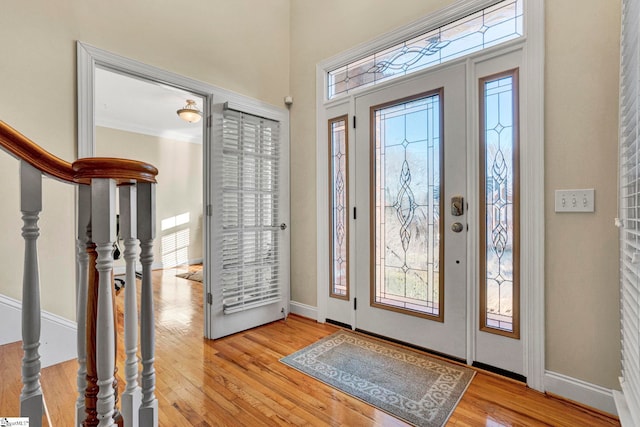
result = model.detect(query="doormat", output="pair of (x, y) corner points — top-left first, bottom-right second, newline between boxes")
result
(280, 330), (474, 427)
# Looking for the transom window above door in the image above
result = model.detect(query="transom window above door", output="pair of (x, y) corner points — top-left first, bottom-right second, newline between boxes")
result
(327, 0), (523, 100)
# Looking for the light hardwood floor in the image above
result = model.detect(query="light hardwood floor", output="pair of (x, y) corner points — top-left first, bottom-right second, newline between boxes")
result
(1, 268), (621, 426)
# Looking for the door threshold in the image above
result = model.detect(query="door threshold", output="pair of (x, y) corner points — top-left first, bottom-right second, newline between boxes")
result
(354, 328), (466, 365)
(472, 361), (527, 383)
(326, 318), (352, 330)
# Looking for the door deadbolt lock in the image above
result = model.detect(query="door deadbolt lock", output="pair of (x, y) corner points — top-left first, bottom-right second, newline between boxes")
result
(280, 223), (287, 230)
(451, 195), (464, 216)
(451, 222), (464, 233)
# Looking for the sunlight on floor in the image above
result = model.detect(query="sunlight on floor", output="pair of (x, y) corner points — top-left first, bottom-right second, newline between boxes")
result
(157, 267), (200, 332)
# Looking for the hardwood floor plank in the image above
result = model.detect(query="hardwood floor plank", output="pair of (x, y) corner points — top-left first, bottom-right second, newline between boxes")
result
(0, 342), (24, 420)
(0, 268), (621, 426)
(0, 341), (51, 426)
(41, 358), (77, 427)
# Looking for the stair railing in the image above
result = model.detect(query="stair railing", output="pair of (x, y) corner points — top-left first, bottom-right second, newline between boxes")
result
(0, 122), (159, 427)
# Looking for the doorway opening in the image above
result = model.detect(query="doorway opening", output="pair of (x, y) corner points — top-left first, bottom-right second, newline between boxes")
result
(77, 41), (290, 340)
(95, 67), (205, 282)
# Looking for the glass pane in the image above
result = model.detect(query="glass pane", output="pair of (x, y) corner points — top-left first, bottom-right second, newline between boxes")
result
(481, 73), (518, 334)
(329, 117), (349, 298)
(373, 93), (441, 317)
(328, 0), (523, 99)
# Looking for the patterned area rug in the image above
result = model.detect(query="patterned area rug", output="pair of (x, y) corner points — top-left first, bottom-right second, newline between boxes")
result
(280, 330), (474, 427)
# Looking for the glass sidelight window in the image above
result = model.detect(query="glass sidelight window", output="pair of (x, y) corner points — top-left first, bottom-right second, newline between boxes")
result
(479, 69), (520, 338)
(329, 116), (349, 299)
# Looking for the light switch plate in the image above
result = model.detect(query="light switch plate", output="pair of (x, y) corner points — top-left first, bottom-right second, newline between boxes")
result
(554, 189), (595, 212)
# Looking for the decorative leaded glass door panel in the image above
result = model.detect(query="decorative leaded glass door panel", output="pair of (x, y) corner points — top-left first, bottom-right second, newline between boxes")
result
(354, 64), (468, 359)
(371, 90), (443, 320)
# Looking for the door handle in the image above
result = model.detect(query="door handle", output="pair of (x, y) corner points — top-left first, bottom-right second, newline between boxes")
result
(451, 222), (464, 233)
(265, 223), (288, 230)
(451, 195), (464, 216)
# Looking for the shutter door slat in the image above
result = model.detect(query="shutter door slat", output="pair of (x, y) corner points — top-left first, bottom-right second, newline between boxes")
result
(219, 109), (282, 315)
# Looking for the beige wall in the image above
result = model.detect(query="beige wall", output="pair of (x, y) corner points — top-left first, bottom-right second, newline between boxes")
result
(0, 0), (290, 321)
(289, 0), (621, 390)
(545, 1), (621, 388)
(96, 127), (203, 269)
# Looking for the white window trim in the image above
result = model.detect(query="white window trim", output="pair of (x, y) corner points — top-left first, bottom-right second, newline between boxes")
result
(315, 0), (544, 391)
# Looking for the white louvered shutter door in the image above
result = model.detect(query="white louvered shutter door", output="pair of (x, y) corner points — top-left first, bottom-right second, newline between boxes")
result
(210, 106), (288, 338)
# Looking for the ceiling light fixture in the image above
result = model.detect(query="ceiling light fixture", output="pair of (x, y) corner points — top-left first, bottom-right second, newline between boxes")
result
(177, 99), (202, 123)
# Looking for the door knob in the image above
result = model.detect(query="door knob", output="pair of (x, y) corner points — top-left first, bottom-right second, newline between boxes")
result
(451, 222), (464, 233)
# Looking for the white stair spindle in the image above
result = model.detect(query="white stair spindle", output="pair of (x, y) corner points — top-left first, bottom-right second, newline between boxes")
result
(19, 161), (43, 427)
(119, 184), (141, 427)
(91, 178), (117, 427)
(137, 182), (158, 427)
(75, 184), (91, 427)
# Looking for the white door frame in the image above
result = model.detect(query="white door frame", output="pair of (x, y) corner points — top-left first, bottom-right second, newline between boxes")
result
(315, 0), (544, 391)
(76, 41), (290, 339)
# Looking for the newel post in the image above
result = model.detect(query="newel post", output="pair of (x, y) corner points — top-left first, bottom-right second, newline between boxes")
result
(19, 161), (44, 427)
(137, 182), (158, 427)
(91, 178), (117, 427)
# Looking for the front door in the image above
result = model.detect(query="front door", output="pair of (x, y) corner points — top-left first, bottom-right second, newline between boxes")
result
(354, 64), (467, 359)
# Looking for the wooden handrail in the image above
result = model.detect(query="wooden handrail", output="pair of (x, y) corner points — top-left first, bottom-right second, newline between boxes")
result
(0, 121), (75, 183)
(73, 158), (157, 185)
(0, 121), (158, 185)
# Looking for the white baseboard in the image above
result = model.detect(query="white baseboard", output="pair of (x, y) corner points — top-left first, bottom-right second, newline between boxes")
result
(0, 294), (77, 368)
(0, 295), (23, 345)
(288, 301), (318, 320)
(545, 370), (617, 416)
(614, 390), (634, 427)
(615, 377), (640, 426)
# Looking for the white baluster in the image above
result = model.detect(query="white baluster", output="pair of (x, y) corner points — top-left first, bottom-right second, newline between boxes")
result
(91, 178), (117, 427)
(75, 184), (91, 427)
(19, 162), (43, 427)
(137, 182), (158, 427)
(119, 184), (141, 427)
